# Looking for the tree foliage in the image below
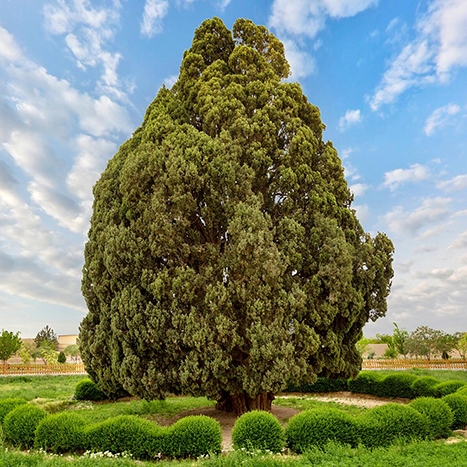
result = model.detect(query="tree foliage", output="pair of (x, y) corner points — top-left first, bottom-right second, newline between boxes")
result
(80, 17), (394, 413)
(0, 330), (22, 364)
(34, 326), (58, 351)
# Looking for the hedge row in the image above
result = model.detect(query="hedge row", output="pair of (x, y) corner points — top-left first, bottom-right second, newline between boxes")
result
(285, 395), (467, 453)
(0, 400), (221, 459)
(287, 372), (467, 399)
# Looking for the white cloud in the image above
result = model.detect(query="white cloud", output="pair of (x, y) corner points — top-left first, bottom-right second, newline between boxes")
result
(352, 204), (369, 223)
(163, 75), (178, 88)
(338, 109), (362, 131)
(218, 0), (231, 10)
(0, 26), (133, 313)
(384, 196), (451, 235)
(350, 183), (368, 197)
(370, 40), (435, 110)
(269, 0), (378, 38)
(0, 26), (23, 63)
(43, 0), (124, 97)
(321, 0), (379, 18)
(383, 163), (430, 191)
(370, 0), (467, 110)
(437, 174), (467, 191)
(141, 0), (169, 38)
(449, 230), (467, 249)
(269, 0), (377, 79)
(282, 38), (316, 78)
(424, 103), (461, 135)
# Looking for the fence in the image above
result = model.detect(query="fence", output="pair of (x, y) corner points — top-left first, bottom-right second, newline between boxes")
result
(0, 363), (86, 376)
(362, 358), (467, 370)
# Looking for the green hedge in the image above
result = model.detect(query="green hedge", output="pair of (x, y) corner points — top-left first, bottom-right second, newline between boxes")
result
(0, 398), (27, 425)
(411, 377), (440, 398)
(409, 397), (453, 438)
(85, 415), (166, 459)
(348, 372), (384, 395)
(285, 408), (359, 453)
(359, 403), (428, 448)
(168, 415), (222, 458)
(74, 379), (107, 401)
(232, 411), (284, 453)
(286, 377), (348, 393)
(35, 412), (87, 453)
(3, 404), (47, 448)
(377, 374), (417, 399)
(442, 394), (467, 429)
(434, 381), (466, 398)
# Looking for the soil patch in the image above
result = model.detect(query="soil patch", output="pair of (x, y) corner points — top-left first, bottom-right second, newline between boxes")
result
(282, 391), (410, 408)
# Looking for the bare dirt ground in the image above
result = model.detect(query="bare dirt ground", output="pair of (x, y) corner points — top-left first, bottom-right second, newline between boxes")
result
(283, 391), (410, 408)
(155, 392), (410, 452)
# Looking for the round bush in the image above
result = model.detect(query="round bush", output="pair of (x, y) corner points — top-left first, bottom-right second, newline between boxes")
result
(3, 404), (47, 448)
(348, 372), (383, 396)
(231, 410), (284, 453)
(169, 415), (222, 458)
(409, 397), (453, 438)
(85, 415), (166, 459)
(434, 381), (466, 398)
(411, 376), (440, 398)
(285, 408), (359, 454)
(74, 379), (106, 401)
(0, 398), (27, 425)
(442, 394), (467, 429)
(35, 412), (87, 453)
(359, 403), (428, 448)
(378, 374), (418, 399)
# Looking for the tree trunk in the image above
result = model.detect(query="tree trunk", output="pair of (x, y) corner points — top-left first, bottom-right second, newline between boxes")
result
(215, 392), (275, 415)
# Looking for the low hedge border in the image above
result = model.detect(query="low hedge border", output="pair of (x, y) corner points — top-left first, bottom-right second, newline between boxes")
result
(287, 373), (467, 401)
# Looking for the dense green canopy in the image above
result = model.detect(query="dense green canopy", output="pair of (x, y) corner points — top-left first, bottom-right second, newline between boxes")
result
(80, 17), (394, 414)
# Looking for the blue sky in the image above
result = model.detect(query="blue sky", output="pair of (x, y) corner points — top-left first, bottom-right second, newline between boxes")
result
(0, 0), (466, 339)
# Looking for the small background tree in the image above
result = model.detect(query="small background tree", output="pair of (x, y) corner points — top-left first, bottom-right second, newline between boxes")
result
(63, 345), (80, 362)
(34, 326), (58, 350)
(0, 330), (22, 367)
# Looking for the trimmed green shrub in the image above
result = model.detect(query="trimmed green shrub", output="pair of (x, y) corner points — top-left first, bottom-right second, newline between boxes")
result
(232, 411), (284, 453)
(455, 386), (467, 397)
(434, 381), (466, 398)
(287, 377), (348, 393)
(169, 415), (222, 458)
(359, 403), (428, 448)
(285, 408), (360, 453)
(85, 415), (166, 459)
(442, 394), (467, 429)
(378, 374), (417, 399)
(411, 376), (440, 398)
(0, 398), (27, 425)
(35, 412), (87, 453)
(57, 351), (66, 364)
(74, 379), (106, 401)
(348, 372), (384, 395)
(3, 404), (47, 448)
(409, 397), (453, 438)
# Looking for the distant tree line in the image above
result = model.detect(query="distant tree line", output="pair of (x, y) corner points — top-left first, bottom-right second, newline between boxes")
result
(360, 322), (467, 360)
(0, 326), (80, 365)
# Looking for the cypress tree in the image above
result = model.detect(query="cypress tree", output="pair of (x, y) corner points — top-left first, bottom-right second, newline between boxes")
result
(80, 17), (394, 414)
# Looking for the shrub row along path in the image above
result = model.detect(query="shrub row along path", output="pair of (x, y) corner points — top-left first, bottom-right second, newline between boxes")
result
(152, 393), (409, 452)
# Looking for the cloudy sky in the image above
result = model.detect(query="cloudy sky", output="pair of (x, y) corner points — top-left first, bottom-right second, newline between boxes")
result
(0, 0), (466, 339)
